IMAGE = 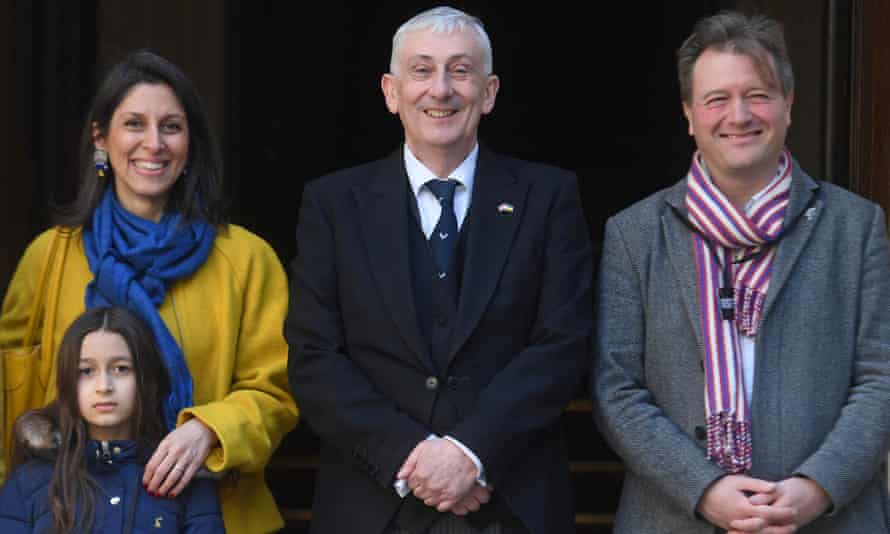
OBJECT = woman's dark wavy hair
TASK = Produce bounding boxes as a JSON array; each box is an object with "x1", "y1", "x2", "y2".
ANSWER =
[
  {"x1": 57, "y1": 49, "x2": 227, "y2": 227},
  {"x1": 44, "y1": 307, "x2": 170, "y2": 534}
]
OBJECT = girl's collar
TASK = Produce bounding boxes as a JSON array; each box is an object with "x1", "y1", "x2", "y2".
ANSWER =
[{"x1": 85, "y1": 440, "x2": 143, "y2": 466}]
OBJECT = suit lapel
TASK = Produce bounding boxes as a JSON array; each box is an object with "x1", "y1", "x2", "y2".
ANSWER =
[
  {"x1": 354, "y1": 150, "x2": 435, "y2": 371},
  {"x1": 759, "y1": 164, "x2": 821, "y2": 322},
  {"x1": 449, "y1": 149, "x2": 527, "y2": 364},
  {"x1": 663, "y1": 180, "x2": 705, "y2": 353}
]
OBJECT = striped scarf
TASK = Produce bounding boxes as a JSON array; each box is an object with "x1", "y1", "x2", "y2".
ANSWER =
[{"x1": 685, "y1": 149, "x2": 792, "y2": 473}]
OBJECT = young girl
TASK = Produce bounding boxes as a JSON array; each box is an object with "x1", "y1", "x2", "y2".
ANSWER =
[{"x1": 0, "y1": 307, "x2": 224, "y2": 533}]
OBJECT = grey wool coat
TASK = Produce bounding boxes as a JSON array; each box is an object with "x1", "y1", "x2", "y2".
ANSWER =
[{"x1": 593, "y1": 164, "x2": 890, "y2": 533}]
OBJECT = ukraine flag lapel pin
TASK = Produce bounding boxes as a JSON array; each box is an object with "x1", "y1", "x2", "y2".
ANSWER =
[{"x1": 497, "y1": 202, "x2": 514, "y2": 214}]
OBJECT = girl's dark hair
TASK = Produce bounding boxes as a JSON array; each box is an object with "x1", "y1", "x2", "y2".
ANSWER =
[
  {"x1": 48, "y1": 306, "x2": 170, "y2": 534},
  {"x1": 57, "y1": 49, "x2": 227, "y2": 227}
]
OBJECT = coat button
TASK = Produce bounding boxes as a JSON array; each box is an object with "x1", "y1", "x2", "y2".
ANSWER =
[
  {"x1": 110, "y1": 496, "x2": 121, "y2": 505},
  {"x1": 694, "y1": 426, "x2": 707, "y2": 441},
  {"x1": 425, "y1": 376, "x2": 439, "y2": 390},
  {"x1": 437, "y1": 315, "x2": 449, "y2": 326}
]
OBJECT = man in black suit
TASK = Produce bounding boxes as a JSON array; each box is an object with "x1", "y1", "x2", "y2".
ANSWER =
[{"x1": 285, "y1": 6, "x2": 593, "y2": 533}]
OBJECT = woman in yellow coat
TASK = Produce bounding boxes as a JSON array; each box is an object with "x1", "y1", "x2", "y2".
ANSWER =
[{"x1": 0, "y1": 50, "x2": 297, "y2": 534}]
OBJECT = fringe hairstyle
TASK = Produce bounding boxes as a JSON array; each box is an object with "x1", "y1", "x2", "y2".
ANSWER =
[{"x1": 676, "y1": 11, "x2": 794, "y2": 103}]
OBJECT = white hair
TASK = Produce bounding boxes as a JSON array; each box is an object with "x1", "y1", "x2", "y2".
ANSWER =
[{"x1": 389, "y1": 6, "x2": 493, "y2": 76}]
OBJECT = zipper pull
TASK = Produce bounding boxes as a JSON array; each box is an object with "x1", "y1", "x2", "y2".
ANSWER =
[{"x1": 101, "y1": 441, "x2": 113, "y2": 463}]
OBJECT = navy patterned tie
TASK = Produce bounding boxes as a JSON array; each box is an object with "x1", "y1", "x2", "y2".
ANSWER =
[{"x1": 425, "y1": 179, "x2": 459, "y2": 279}]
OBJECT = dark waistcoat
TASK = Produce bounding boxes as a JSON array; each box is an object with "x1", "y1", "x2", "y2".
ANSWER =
[{"x1": 408, "y1": 192, "x2": 468, "y2": 374}]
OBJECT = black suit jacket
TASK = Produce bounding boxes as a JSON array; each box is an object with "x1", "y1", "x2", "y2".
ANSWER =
[{"x1": 286, "y1": 147, "x2": 593, "y2": 534}]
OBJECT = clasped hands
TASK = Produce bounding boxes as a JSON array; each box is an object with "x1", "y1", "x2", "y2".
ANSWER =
[
  {"x1": 397, "y1": 437, "x2": 491, "y2": 515},
  {"x1": 697, "y1": 474, "x2": 832, "y2": 534}
]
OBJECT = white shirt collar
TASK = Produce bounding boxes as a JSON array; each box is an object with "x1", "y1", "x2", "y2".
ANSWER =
[
  {"x1": 404, "y1": 144, "x2": 478, "y2": 197},
  {"x1": 744, "y1": 153, "x2": 789, "y2": 213}
]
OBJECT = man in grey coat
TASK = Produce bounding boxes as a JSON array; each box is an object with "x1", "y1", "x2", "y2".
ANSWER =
[{"x1": 593, "y1": 11, "x2": 890, "y2": 533}]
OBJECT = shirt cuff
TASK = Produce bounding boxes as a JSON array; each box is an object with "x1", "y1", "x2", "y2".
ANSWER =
[{"x1": 394, "y1": 478, "x2": 410, "y2": 498}]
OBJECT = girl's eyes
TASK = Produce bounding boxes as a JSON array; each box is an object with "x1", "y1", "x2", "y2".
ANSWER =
[{"x1": 78, "y1": 364, "x2": 132, "y2": 376}]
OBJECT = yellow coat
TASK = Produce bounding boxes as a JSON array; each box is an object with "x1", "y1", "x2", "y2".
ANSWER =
[{"x1": 0, "y1": 225, "x2": 298, "y2": 534}]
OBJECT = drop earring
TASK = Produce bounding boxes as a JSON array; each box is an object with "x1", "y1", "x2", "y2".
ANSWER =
[{"x1": 94, "y1": 149, "x2": 109, "y2": 177}]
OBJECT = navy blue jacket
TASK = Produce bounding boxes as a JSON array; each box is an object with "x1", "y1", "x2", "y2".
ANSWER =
[{"x1": 0, "y1": 440, "x2": 224, "y2": 533}]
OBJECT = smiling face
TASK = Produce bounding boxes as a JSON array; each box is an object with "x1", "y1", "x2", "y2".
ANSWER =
[
  {"x1": 94, "y1": 83, "x2": 189, "y2": 222},
  {"x1": 683, "y1": 48, "x2": 792, "y2": 188},
  {"x1": 381, "y1": 27, "x2": 499, "y2": 167},
  {"x1": 77, "y1": 330, "x2": 137, "y2": 441}
]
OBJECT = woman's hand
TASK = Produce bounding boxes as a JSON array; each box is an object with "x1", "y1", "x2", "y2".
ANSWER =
[{"x1": 142, "y1": 418, "x2": 218, "y2": 498}]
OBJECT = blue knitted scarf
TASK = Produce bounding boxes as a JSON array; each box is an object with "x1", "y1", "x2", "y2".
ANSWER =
[{"x1": 83, "y1": 187, "x2": 216, "y2": 430}]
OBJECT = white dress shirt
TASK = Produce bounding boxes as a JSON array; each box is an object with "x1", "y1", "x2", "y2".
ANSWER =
[{"x1": 404, "y1": 143, "x2": 477, "y2": 237}]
